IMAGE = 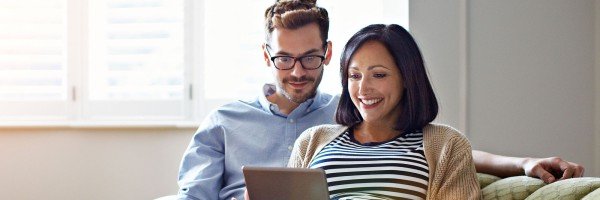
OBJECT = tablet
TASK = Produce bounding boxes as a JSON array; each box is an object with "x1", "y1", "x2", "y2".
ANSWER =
[{"x1": 242, "y1": 166, "x2": 330, "y2": 200}]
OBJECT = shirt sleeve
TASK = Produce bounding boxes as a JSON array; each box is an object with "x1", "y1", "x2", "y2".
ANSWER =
[{"x1": 177, "y1": 112, "x2": 225, "y2": 200}]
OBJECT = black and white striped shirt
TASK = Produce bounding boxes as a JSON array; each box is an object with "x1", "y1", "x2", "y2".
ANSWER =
[{"x1": 309, "y1": 129, "x2": 429, "y2": 200}]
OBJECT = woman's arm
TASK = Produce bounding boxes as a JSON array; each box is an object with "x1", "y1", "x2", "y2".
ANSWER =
[
  {"x1": 287, "y1": 127, "x2": 313, "y2": 168},
  {"x1": 432, "y1": 137, "x2": 481, "y2": 200},
  {"x1": 287, "y1": 142, "x2": 305, "y2": 168},
  {"x1": 472, "y1": 150, "x2": 585, "y2": 183}
]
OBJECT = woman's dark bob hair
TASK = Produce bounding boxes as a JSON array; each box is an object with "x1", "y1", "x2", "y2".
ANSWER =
[{"x1": 335, "y1": 24, "x2": 438, "y2": 133}]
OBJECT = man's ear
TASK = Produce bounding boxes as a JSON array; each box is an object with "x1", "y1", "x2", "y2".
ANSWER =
[
  {"x1": 323, "y1": 41, "x2": 333, "y2": 65},
  {"x1": 262, "y1": 44, "x2": 271, "y2": 67}
]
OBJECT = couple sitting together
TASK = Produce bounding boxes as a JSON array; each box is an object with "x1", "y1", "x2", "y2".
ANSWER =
[{"x1": 177, "y1": 0, "x2": 584, "y2": 200}]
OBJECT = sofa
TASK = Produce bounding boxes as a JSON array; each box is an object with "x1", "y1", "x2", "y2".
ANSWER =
[
  {"x1": 477, "y1": 173, "x2": 600, "y2": 200},
  {"x1": 158, "y1": 174, "x2": 600, "y2": 200}
]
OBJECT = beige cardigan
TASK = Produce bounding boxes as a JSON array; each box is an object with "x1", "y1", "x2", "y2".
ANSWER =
[{"x1": 287, "y1": 123, "x2": 481, "y2": 200}]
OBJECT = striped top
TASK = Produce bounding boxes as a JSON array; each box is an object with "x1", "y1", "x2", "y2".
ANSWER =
[{"x1": 308, "y1": 129, "x2": 429, "y2": 200}]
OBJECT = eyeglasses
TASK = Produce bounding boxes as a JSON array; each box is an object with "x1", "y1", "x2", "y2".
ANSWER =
[{"x1": 265, "y1": 45, "x2": 327, "y2": 70}]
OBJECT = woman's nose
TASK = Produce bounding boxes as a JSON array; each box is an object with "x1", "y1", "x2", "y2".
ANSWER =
[{"x1": 358, "y1": 77, "x2": 372, "y2": 95}]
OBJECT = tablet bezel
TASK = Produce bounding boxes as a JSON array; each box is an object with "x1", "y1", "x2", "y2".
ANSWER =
[{"x1": 242, "y1": 166, "x2": 330, "y2": 200}]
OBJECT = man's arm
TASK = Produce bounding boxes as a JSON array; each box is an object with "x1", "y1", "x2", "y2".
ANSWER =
[
  {"x1": 177, "y1": 113, "x2": 225, "y2": 200},
  {"x1": 472, "y1": 150, "x2": 585, "y2": 183}
]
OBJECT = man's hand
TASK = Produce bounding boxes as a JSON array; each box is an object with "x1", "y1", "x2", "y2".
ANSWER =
[{"x1": 522, "y1": 157, "x2": 585, "y2": 183}]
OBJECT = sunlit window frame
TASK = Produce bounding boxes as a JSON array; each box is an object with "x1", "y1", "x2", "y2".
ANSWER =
[{"x1": 0, "y1": 0, "x2": 197, "y2": 127}]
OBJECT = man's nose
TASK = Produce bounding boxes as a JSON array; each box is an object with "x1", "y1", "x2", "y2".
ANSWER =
[{"x1": 289, "y1": 60, "x2": 307, "y2": 77}]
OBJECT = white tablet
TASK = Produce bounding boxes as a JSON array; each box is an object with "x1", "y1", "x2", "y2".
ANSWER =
[{"x1": 242, "y1": 166, "x2": 330, "y2": 200}]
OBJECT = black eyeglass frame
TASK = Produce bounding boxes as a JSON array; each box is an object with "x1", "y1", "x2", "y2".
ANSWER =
[{"x1": 265, "y1": 44, "x2": 328, "y2": 70}]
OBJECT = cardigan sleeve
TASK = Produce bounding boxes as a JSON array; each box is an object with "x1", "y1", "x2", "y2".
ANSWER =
[
  {"x1": 430, "y1": 135, "x2": 481, "y2": 200},
  {"x1": 287, "y1": 126, "x2": 318, "y2": 168},
  {"x1": 287, "y1": 136, "x2": 307, "y2": 168}
]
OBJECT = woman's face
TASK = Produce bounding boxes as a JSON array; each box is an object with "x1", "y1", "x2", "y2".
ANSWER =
[{"x1": 348, "y1": 41, "x2": 404, "y2": 124}]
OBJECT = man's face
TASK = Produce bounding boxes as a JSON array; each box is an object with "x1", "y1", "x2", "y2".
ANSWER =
[{"x1": 263, "y1": 23, "x2": 332, "y2": 104}]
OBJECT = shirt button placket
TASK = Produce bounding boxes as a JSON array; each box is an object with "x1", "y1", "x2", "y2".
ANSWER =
[{"x1": 284, "y1": 118, "x2": 296, "y2": 163}]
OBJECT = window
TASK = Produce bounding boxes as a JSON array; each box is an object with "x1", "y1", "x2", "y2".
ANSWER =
[
  {"x1": 0, "y1": 1, "x2": 66, "y2": 101},
  {"x1": 88, "y1": 0, "x2": 184, "y2": 101},
  {"x1": 85, "y1": 0, "x2": 186, "y2": 120},
  {"x1": 0, "y1": 0, "x2": 408, "y2": 125},
  {"x1": 0, "y1": 0, "x2": 70, "y2": 120},
  {"x1": 0, "y1": 0, "x2": 187, "y2": 124}
]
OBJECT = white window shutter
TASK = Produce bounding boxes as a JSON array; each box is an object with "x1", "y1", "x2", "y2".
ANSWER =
[
  {"x1": 84, "y1": 0, "x2": 187, "y2": 120},
  {"x1": 0, "y1": 0, "x2": 71, "y2": 121}
]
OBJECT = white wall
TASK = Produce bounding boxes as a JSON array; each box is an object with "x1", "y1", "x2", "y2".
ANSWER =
[
  {"x1": 0, "y1": 128, "x2": 191, "y2": 200},
  {"x1": 413, "y1": 0, "x2": 598, "y2": 176},
  {"x1": 595, "y1": 0, "x2": 600, "y2": 177},
  {"x1": 410, "y1": 1, "x2": 463, "y2": 129},
  {"x1": 0, "y1": 1, "x2": 598, "y2": 200},
  {"x1": 468, "y1": 0, "x2": 595, "y2": 172}
]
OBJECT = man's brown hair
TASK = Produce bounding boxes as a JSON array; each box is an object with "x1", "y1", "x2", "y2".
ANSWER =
[{"x1": 264, "y1": 0, "x2": 329, "y2": 47}]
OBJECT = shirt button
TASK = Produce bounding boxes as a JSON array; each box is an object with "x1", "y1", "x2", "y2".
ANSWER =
[
  {"x1": 288, "y1": 146, "x2": 293, "y2": 151},
  {"x1": 289, "y1": 119, "x2": 295, "y2": 123}
]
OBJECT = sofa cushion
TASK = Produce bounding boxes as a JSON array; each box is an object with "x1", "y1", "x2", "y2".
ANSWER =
[
  {"x1": 582, "y1": 188, "x2": 600, "y2": 200},
  {"x1": 478, "y1": 173, "x2": 501, "y2": 189},
  {"x1": 525, "y1": 177, "x2": 600, "y2": 200},
  {"x1": 481, "y1": 176, "x2": 546, "y2": 200}
]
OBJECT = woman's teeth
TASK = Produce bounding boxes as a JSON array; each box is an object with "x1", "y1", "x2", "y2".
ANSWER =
[{"x1": 361, "y1": 98, "x2": 382, "y2": 105}]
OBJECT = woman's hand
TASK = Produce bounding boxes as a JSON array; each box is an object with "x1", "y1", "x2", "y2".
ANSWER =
[
  {"x1": 244, "y1": 188, "x2": 250, "y2": 200},
  {"x1": 522, "y1": 157, "x2": 585, "y2": 183}
]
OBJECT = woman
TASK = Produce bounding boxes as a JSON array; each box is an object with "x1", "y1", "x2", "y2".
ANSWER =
[{"x1": 288, "y1": 24, "x2": 480, "y2": 199}]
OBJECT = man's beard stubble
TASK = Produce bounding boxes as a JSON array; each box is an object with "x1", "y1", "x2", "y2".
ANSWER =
[{"x1": 277, "y1": 72, "x2": 323, "y2": 104}]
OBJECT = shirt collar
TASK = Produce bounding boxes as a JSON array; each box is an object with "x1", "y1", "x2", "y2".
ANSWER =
[{"x1": 258, "y1": 83, "x2": 322, "y2": 118}]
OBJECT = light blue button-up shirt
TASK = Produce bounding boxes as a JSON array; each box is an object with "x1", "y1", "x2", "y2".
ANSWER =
[{"x1": 178, "y1": 84, "x2": 339, "y2": 200}]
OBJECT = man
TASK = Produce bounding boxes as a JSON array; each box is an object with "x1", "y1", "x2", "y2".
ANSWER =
[{"x1": 177, "y1": 1, "x2": 584, "y2": 200}]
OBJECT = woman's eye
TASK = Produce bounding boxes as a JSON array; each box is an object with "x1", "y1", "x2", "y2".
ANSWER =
[
  {"x1": 374, "y1": 73, "x2": 387, "y2": 78},
  {"x1": 349, "y1": 74, "x2": 361, "y2": 79}
]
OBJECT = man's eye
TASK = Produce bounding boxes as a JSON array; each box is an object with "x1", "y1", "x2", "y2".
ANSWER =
[{"x1": 277, "y1": 57, "x2": 292, "y2": 62}]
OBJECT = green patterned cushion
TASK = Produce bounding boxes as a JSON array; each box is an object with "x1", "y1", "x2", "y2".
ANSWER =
[
  {"x1": 478, "y1": 173, "x2": 502, "y2": 188},
  {"x1": 582, "y1": 188, "x2": 600, "y2": 200},
  {"x1": 482, "y1": 176, "x2": 546, "y2": 200},
  {"x1": 525, "y1": 177, "x2": 600, "y2": 200}
]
